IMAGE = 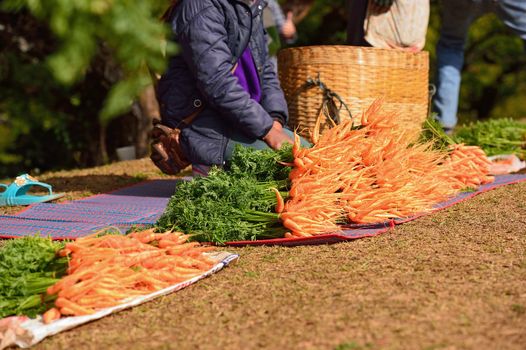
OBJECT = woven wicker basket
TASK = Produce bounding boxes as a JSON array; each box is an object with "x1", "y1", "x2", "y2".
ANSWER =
[{"x1": 277, "y1": 45, "x2": 429, "y2": 141}]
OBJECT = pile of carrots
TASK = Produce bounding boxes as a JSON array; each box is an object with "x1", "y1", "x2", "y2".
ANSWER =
[
  {"x1": 42, "y1": 230, "x2": 215, "y2": 322},
  {"x1": 281, "y1": 101, "x2": 494, "y2": 238},
  {"x1": 444, "y1": 144, "x2": 494, "y2": 190}
]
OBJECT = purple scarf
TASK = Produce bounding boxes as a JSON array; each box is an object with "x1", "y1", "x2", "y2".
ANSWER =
[{"x1": 232, "y1": 47, "x2": 262, "y2": 102}]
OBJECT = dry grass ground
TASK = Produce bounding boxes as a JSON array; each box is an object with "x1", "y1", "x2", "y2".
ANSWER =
[{"x1": 2, "y1": 159, "x2": 525, "y2": 350}]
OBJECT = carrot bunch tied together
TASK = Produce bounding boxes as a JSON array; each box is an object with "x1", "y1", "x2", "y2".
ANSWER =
[
  {"x1": 281, "y1": 100, "x2": 494, "y2": 238},
  {"x1": 442, "y1": 144, "x2": 494, "y2": 190},
  {"x1": 43, "y1": 229, "x2": 215, "y2": 321}
]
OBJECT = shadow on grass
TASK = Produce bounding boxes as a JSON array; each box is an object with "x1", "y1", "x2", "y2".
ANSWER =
[
  {"x1": 43, "y1": 174, "x2": 188, "y2": 200},
  {"x1": 42, "y1": 174, "x2": 151, "y2": 195}
]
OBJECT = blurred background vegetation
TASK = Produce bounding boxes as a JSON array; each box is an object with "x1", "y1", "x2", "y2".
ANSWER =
[{"x1": 0, "y1": 0, "x2": 524, "y2": 178}]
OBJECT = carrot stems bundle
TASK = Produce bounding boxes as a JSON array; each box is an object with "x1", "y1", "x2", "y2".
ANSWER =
[
  {"x1": 156, "y1": 149, "x2": 291, "y2": 243},
  {"x1": 0, "y1": 236, "x2": 68, "y2": 319},
  {"x1": 282, "y1": 100, "x2": 494, "y2": 237}
]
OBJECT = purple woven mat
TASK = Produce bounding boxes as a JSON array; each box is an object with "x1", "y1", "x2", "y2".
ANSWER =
[
  {"x1": 7, "y1": 203, "x2": 161, "y2": 223},
  {"x1": 0, "y1": 179, "x2": 182, "y2": 239},
  {"x1": 0, "y1": 217, "x2": 110, "y2": 239}
]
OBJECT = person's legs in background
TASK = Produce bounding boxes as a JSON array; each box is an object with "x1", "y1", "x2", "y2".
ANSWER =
[
  {"x1": 433, "y1": 0, "x2": 490, "y2": 133},
  {"x1": 496, "y1": 0, "x2": 526, "y2": 49},
  {"x1": 346, "y1": 0, "x2": 371, "y2": 46}
]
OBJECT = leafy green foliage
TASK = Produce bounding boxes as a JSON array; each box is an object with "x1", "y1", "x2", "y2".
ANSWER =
[
  {"x1": 294, "y1": 0, "x2": 347, "y2": 46},
  {"x1": 156, "y1": 168, "x2": 287, "y2": 244},
  {"x1": 453, "y1": 118, "x2": 526, "y2": 158},
  {"x1": 459, "y1": 14, "x2": 526, "y2": 121},
  {"x1": 0, "y1": 2, "x2": 176, "y2": 176},
  {"x1": 227, "y1": 144, "x2": 294, "y2": 182},
  {"x1": 0, "y1": 34, "x2": 81, "y2": 175},
  {"x1": 0, "y1": 236, "x2": 68, "y2": 318},
  {"x1": 156, "y1": 146, "x2": 293, "y2": 244},
  {"x1": 420, "y1": 116, "x2": 455, "y2": 151},
  {"x1": 1, "y1": 0, "x2": 176, "y2": 120},
  {"x1": 420, "y1": 116, "x2": 526, "y2": 159},
  {"x1": 1, "y1": 1, "x2": 525, "y2": 178}
]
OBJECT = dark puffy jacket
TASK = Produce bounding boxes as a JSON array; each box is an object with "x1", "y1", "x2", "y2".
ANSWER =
[{"x1": 157, "y1": 0, "x2": 289, "y2": 166}]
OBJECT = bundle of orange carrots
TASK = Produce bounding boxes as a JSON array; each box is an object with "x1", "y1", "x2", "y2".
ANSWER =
[
  {"x1": 42, "y1": 230, "x2": 215, "y2": 323},
  {"x1": 281, "y1": 101, "x2": 494, "y2": 238}
]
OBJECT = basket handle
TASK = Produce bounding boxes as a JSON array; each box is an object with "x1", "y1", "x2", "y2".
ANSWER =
[
  {"x1": 305, "y1": 74, "x2": 353, "y2": 124},
  {"x1": 304, "y1": 74, "x2": 354, "y2": 143},
  {"x1": 302, "y1": 72, "x2": 353, "y2": 126}
]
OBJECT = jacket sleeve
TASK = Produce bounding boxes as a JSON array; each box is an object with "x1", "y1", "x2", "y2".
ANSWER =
[
  {"x1": 174, "y1": 4, "x2": 274, "y2": 139},
  {"x1": 259, "y1": 33, "x2": 289, "y2": 125}
]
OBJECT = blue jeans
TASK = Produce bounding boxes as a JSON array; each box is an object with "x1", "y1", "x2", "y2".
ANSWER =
[{"x1": 433, "y1": 0, "x2": 526, "y2": 130}]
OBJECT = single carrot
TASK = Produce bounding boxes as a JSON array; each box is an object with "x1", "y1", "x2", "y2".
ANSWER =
[
  {"x1": 158, "y1": 239, "x2": 184, "y2": 249},
  {"x1": 292, "y1": 132, "x2": 301, "y2": 157},
  {"x1": 128, "y1": 229, "x2": 158, "y2": 244},
  {"x1": 290, "y1": 230, "x2": 312, "y2": 238},
  {"x1": 282, "y1": 218, "x2": 305, "y2": 233},
  {"x1": 58, "y1": 248, "x2": 72, "y2": 257},
  {"x1": 55, "y1": 298, "x2": 94, "y2": 316},
  {"x1": 59, "y1": 307, "x2": 79, "y2": 316},
  {"x1": 42, "y1": 307, "x2": 61, "y2": 324},
  {"x1": 271, "y1": 188, "x2": 285, "y2": 213},
  {"x1": 166, "y1": 242, "x2": 201, "y2": 256}
]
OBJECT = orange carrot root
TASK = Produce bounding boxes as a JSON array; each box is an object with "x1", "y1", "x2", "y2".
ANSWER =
[{"x1": 42, "y1": 307, "x2": 61, "y2": 324}]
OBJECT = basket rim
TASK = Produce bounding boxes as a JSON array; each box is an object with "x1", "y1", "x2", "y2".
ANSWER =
[
  {"x1": 279, "y1": 45, "x2": 429, "y2": 55},
  {"x1": 278, "y1": 45, "x2": 429, "y2": 69}
]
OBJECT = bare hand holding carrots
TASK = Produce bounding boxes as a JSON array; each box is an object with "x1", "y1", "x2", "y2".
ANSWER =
[{"x1": 263, "y1": 121, "x2": 293, "y2": 150}]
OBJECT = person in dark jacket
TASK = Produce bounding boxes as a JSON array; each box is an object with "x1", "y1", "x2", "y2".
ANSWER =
[{"x1": 157, "y1": 0, "x2": 298, "y2": 176}]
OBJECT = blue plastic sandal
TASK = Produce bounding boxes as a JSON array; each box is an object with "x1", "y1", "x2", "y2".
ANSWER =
[{"x1": 0, "y1": 174, "x2": 65, "y2": 206}]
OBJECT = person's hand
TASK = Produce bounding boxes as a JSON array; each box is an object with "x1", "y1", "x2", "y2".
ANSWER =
[
  {"x1": 370, "y1": 0, "x2": 394, "y2": 13},
  {"x1": 263, "y1": 121, "x2": 294, "y2": 150},
  {"x1": 280, "y1": 11, "x2": 296, "y2": 40},
  {"x1": 386, "y1": 40, "x2": 421, "y2": 52}
]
